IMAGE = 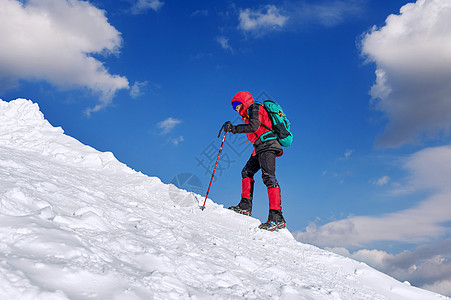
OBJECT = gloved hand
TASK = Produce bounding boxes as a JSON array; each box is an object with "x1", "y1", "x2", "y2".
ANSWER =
[{"x1": 223, "y1": 121, "x2": 236, "y2": 134}]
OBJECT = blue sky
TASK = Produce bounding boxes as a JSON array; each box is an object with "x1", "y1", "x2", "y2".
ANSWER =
[{"x1": 1, "y1": 0, "x2": 451, "y2": 296}]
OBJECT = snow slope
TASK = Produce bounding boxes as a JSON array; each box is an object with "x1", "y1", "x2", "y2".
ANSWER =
[{"x1": 0, "y1": 98, "x2": 448, "y2": 300}]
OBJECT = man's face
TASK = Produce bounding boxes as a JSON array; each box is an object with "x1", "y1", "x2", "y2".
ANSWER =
[{"x1": 235, "y1": 103, "x2": 243, "y2": 112}]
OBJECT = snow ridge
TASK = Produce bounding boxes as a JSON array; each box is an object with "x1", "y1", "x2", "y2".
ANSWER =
[{"x1": 0, "y1": 98, "x2": 448, "y2": 299}]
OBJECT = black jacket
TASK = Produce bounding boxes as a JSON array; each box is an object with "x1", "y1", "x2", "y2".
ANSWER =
[{"x1": 235, "y1": 103, "x2": 283, "y2": 156}]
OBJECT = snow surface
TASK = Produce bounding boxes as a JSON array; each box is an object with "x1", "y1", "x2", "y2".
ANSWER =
[{"x1": 0, "y1": 98, "x2": 448, "y2": 300}]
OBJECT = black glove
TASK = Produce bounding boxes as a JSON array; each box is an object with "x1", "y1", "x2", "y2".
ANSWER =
[{"x1": 223, "y1": 121, "x2": 236, "y2": 134}]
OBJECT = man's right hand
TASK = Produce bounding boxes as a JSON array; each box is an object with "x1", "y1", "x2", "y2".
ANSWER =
[{"x1": 223, "y1": 121, "x2": 236, "y2": 134}]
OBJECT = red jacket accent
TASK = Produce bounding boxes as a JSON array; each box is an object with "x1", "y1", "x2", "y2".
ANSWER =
[{"x1": 230, "y1": 91, "x2": 273, "y2": 144}]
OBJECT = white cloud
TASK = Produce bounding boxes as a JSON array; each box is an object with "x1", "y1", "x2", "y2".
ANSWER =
[
  {"x1": 130, "y1": 81, "x2": 148, "y2": 98},
  {"x1": 287, "y1": 0, "x2": 366, "y2": 27},
  {"x1": 237, "y1": 1, "x2": 365, "y2": 36},
  {"x1": 361, "y1": 0, "x2": 451, "y2": 147},
  {"x1": 294, "y1": 145, "x2": 451, "y2": 248},
  {"x1": 0, "y1": 0, "x2": 129, "y2": 115},
  {"x1": 169, "y1": 136, "x2": 184, "y2": 146},
  {"x1": 157, "y1": 117, "x2": 182, "y2": 135},
  {"x1": 423, "y1": 280, "x2": 451, "y2": 298},
  {"x1": 238, "y1": 5, "x2": 289, "y2": 35},
  {"x1": 130, "y1": 0, "x2": 163, "y2": 14},
  {"x1": 370, "y1": 175, "x2": 390, "y2": 186},
  {"x1": 155, "y1": 117, "x2": 183, "y2": 145},
  {"x1": 216, "y1": 36, "x2": 233, "y2": 52},
  {"x1": 341, "y1": 149, "x2": 354, "y2": 160},
  {"x1": 404, "y1": 145, "x2": 451, "y2": 192},
  {"x1": 327, "y1": 239, "x2": 451, "y2": 297}
]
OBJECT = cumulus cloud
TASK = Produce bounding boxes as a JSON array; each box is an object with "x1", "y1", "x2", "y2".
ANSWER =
[
  {"x1": 294, "y1": 145, "x2": 451, "y2": 247},
  {"x1": 423, "y1": 280, "x2": 451, "y2": 298},
  {"x1": 361, "y1": 0, "x2": 451, "y2": 147},
  {"x1": 157, "y1": 117, "x2": 182, "y2": 135},
  {"x1": 130, "y1": 0, "x2": 163, "y2": 14},
  {"x1": 0, "y1": 0, "x2": 129, "y2": 115},
  {"x1": 327, "y1": 239, "x2": 451, "y2": 297}
]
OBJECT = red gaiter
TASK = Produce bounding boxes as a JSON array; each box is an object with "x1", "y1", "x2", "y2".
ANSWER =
[
  {"x1": 267, "y1": 185, "x2": 281, "y2": 210},
  {"x1": 241, "y1": 177, "x2": 254, "y2": 199}
]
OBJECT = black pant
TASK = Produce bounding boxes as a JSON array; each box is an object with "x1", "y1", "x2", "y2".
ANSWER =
[{"x1": 241, "y1": 150, "x2": 278, "y2": 187}]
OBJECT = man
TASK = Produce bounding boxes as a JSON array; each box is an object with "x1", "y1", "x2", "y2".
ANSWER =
[{"x1": 223, "y1": 91, "x2": 286, "y2": 231}]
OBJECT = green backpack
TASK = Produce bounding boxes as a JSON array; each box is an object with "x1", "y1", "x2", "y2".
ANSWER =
[{"x1": 258, "y1": 100, "x2": 293, "y2": 147}]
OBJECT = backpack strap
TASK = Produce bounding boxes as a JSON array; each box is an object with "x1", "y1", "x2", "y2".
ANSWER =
[
  {"x1": 259, "y1": 131, "x2": 277, "y2": 143},
  {"x1": 261, "y1": 123, "x2": 271, "y2": 131}
]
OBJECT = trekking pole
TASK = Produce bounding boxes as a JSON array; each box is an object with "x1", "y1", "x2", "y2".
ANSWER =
[{"x1": 200, "y1": 125, "x2": 227, "y2": 210}]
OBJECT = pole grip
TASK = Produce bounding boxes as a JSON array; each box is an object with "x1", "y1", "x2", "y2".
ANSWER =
[{"x1": 217, "y1": 124, "x2": 225, "y2": 138}]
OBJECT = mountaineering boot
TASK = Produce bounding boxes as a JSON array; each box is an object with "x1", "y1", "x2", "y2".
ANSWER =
[
  {"x1": 229, "y1": 177, "x2": 254, "y2": 216},
  {"x1": 259, "y1": 209, "x2": 286, "y2": 231},
  {"x1": 228, "y1": 198, "x2": 252, "y2": 216}
]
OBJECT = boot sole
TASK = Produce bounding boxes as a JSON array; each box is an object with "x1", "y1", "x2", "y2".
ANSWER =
[
  {"x1": 229, "y1": 207, "x2": 252, "y2": 216},
  {"x1": 259, "y1": 222, "x2": 286, "y2": 231}
]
